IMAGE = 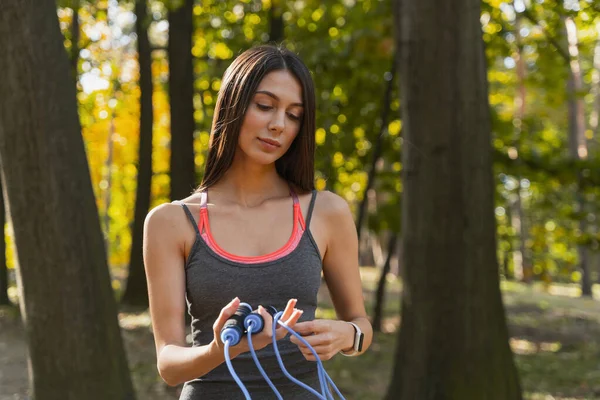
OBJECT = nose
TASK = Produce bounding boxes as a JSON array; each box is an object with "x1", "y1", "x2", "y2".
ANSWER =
[{"x1": 268, "y1": 110, "x2": 285, "y2": 135}]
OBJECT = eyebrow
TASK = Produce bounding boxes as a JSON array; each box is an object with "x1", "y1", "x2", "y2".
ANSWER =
[{"x1": 255, "y1": 90, "x2": 303, "y2": 107}]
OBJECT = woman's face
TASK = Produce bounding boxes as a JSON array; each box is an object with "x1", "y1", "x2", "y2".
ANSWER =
[{"x1": 236, "y1": 70, "x2": 304, "y2": 166}]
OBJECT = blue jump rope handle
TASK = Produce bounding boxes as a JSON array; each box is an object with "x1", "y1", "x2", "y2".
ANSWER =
[
  {"x1": 244, "y1": 305, "x2": 279, "y2": 333},
  {"x1": 220, "y1": 302, "x2": 252, "y2": 345}
]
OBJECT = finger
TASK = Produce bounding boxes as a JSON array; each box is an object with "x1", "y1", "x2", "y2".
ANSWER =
[
  {"x1": 275, "y1": 309, "x2": 303, "y2": 340},
  {"x1": 285, "y1": 308, "x2": 304, "y2": 326},
  {"x1": 293, "y1": 320, "x2": 319, "y2": 336},
  {"x1": 213, "y1": 297, "x2": 240, "y2": 331},
  {"x1": 279, "y1": 298, "x2": 297, "y2": 322},
  {"x1": 289, "y1": 333, "x2": 330, "y2": 348},
  {"x1": 298, "y1": 345, "x2": 331, "y2": 358}
]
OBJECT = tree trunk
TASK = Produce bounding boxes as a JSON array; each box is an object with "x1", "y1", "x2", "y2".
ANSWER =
[
  {"x1": 356, "y1": 61, "x2": 395, "y2": 242},
  {"x1": 0, "y1": 172, "x2": 8, "y2": 306},
  {"x1": 0, "y1": 2, "x2": 135, "y2": 398},
  {"x1": 70, "y1": 0, "x2": 80, "y2": 81},
  {"x1": 386, "y1": 0, "x2": 522, "y2": 398},
  {"x1": 564, "y1": 17, "x2": 592, "y2": 297},
  {"x1": 588, "y1": 22, "x2": 600, "y2": 144},
  {"x1": 372, "y1": 232, "x2": 398, "y2": 333},
  {"x1": 503, "y1": 201, "x2": 514, "y2": 280},
  {"x1": 168, "y1": 0, "x2": 196, "y2": 201},
  {"x1": 121, "y1": 0, "x2": 154, "y2": 308},
  {"x1": 513, "y1": 17, "x2": 533, "y2": 283},
  {"x1": 269, "y1": 0, "x2": 284, "y2": 43}
]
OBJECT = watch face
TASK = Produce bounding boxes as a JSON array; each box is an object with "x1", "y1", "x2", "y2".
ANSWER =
[{"x1": 357, "y1": 332, "x2": 364, "y2": 352}]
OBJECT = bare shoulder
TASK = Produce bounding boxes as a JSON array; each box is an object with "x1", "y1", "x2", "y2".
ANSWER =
[
  {"x1": 144, "y1": 202, "x2": 197, "y2": 253},
  {"x1": 313, "y1": 190, "x2": 353, "y2": 222},
  {"x1": 145, "y1": 202, "x2": 186, "y2": 231}
]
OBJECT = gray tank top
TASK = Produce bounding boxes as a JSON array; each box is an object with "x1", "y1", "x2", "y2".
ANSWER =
[{"x1": 175, "y1": 189, "x2": 323, "y2": 399}]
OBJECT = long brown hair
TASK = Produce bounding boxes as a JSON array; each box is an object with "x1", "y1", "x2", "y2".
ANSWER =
[{"x1": 196, "y1": 45, "x2": 316, "y2": 192}]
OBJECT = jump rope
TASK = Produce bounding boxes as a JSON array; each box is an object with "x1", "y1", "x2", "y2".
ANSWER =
[{"x1": 219, "y1": 302, "x2": 346, "y2": 400}]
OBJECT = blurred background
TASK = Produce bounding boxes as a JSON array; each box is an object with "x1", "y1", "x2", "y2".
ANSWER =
[{"x1": 1, "y1": 0, "x2": 600, "y2": 399}]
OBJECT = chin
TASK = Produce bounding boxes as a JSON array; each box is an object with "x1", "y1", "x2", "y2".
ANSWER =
[{"x1": 246, "y1": 150, "x2": 283, "y2": 166}]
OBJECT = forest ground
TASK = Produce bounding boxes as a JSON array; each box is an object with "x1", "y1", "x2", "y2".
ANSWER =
[{"x1": 1, "y1": 269, "x2": 599, "y2": 400}]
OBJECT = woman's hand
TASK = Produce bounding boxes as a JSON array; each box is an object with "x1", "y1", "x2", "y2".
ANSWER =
[
  {"x1": 289, "y1": 319, "x2": 355, "y2": 361},
  {"x1": 211, "y1": 297, "x2": 303, "y2": 358}
]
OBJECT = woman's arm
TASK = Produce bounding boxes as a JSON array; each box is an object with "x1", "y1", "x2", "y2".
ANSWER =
[
  {"x1": 144, "y1": 204, "x2": 302, "y2": 386},
  {"x1": 291, "y1": 191, "x2": 373, "y2": 360},
  {"x1": 144, "y1": 203, "x2": 226, "y2": 386}
]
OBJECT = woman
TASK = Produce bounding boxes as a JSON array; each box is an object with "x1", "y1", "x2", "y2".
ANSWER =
[{"x1": 144, "y1": 45, "x2": 372, "y2": 399}]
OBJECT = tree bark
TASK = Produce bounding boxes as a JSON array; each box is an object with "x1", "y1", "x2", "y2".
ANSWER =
[
  {"x1": 69, "y1": 0, "x2": 80, "y2": 81},
  {"x1": 168, "y1": 0, "x2": 196, "y2": 201},
  {"x1": 0, "y1": 1, "x2": 135, "y2": 398},
  {"x1": 386, "y1": 0, "x2": 522, "y2": 398},
  {"x1": 372, "y1": 233, "x2": 397, "y2": 333},
  {"x1": 121, "y1": 0, "x2": 154, "y2": 308},
  {"x1": 0, "y1": 172, "x2": 8, "y2": 306}
]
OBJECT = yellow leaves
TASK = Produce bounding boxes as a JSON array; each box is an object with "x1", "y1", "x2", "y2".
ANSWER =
[
  {"x1": 248, "y1": 14, "x2": 261, "y2": 25},
  {"x1": 311, "y1": 8, "x2": 324, "y2": 22},
  {"x1": 316, "y1": 128, "x2": 326, "y2": 145},
  {"x1": 199, "y1": 79, "x2": 210, "y2": 90},
  {"x1": 199, "y1": 131, "x2": 210, "y2": 147},
  {"x1": 330, "y1": 124, "x2": 340, "y2": 134},
  {"x1": 388, "y1": 120, "x2": 401, "y2": 136},
  {"x1": 337, "y1": 114, "x2": 347, "y2": 124},
  {"x1": 488, "y1": 70, "x2": 515, "y2": 85},
  {"x1": 329, "y1": 27, "x2": 339, "y2": 38},
  {"x1": 353, "y1": 127, "x2": 365, "y2": 139},
  {"x1": 195, "y1": 154, "x2": 205, "y2": 167},
  {"x1": 244, "y1": 26, "x2": 255, "y2": 40},
  {"x1": 192, "y1": 37, "x2": 207, "y2": 58},
  {"x1": 315, "y1": 178, "x2": 327, "y2": 191},
  {"x1": 210, "y1": 43, "x2": 233, "y2": 60},
  {"x1": 483, "y1": 22, "x2": 502, "y2": 35},
  {"x1": 332, "y1": 152, "x2": 344, "y2": 168},
  {"x1": 333, "y1": 85, "x2": 343, "y2": 97}
]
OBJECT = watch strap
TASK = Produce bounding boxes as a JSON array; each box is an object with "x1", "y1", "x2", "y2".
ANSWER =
[{"x1": 340, "y1": 321, "x2": 364, "y2": 357}]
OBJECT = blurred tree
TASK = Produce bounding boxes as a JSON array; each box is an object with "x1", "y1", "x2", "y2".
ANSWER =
[
  {"x1": 169, "y1": 0, "x2": 196, "y2": 201},
  {"x1": 563, "y1": 14, "x2": 593, "y2": 296},
  {"x1": 372, "y1": 232, "x2": 397, "y2": 332},
  {"x1": 121, "y1": 0, "x2": 154, "y2": 307},
  {"x1": 386, "y1": 0, "x2": 522, "y2": 397},
  {"x1": 0, "y1": 173, "x2": 8, "y2": 307},
  {"x1": 355, "y1": 60, "x2": 395, "y2": 242},
  {"x1": 269, "y1": 0, "x2": 284, "y2": 43},
  {"x1": 0, "y1": 1, "x2": 135, "y2": 398}
]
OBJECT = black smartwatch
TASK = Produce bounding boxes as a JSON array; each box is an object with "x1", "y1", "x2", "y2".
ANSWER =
[{"x1": 340, "y1": 321, "x2": 364, "y2": 357}]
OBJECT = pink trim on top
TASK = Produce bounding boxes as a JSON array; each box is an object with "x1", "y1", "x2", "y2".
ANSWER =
[{"x1": 197, "y1": 189, "x2": 306, "y2": 264}]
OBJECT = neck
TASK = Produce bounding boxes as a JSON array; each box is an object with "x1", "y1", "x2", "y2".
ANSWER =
[{"x1": 210, "y1": 156, "x2": 289, "y2": 207}]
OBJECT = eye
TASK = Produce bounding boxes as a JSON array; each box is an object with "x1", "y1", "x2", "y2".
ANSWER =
[
  {"x1": 256, "y1": 103, "x2": 272, "y2": 111},
  {"x1": 287, "y1": 113, "x2": 301, "y2": 121}
]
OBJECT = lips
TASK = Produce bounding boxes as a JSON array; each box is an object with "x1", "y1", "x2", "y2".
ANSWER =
[{"x1": 258, "y1": 137, "x2": 281, "y2": 147}]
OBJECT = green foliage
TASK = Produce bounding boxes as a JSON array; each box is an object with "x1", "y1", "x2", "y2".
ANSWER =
[{"x1": 47, "y1": 0, "x2": 600, "y2": 286}]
